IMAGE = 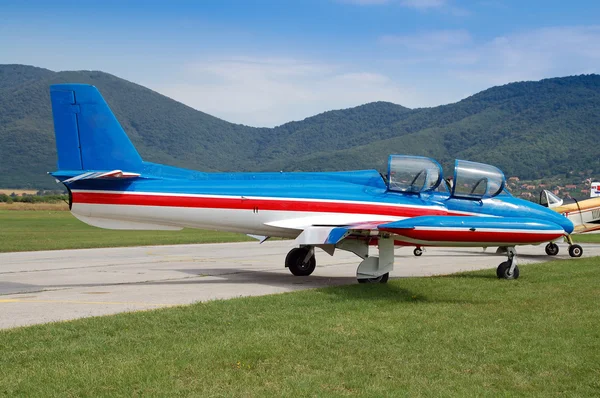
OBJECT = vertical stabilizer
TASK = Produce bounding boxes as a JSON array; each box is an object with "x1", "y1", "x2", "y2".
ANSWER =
[{"x1": 50, "y1": 84, "x2": 143, "y2": 172}]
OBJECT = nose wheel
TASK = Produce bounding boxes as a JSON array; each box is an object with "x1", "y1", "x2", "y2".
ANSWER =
[
  {"x1": 413, "y1": 247, "x2": 423, "y2": 256},
  {"x1": 568, "y1": 244, "x2": 583, "y2": 258},
  {"x1": 497, "y1": 247, "x2": 519, "y2": 279},
  {"x1": 565, "y1": 235, "x2": 583, "y2": 258}
]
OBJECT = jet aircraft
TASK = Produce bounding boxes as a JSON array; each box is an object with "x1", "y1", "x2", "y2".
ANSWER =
[{"x1": 48, "y1": 84, "x2": 577, "y2": 283}]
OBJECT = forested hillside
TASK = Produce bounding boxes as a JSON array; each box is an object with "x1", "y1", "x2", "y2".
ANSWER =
[{"x1": 1, "y1": 64, "x2": 599, "y2": 188}]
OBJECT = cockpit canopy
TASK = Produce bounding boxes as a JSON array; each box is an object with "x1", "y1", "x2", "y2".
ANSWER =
[
  {"x1": 387, "y1": 155, "x2": 442, "y2": 194},
  {"x1": 386, "y1": 155, "x2": 506, "y2": 200},
  {"x1": 451, "y1": 159, "x2": 505, "y2": 199}
]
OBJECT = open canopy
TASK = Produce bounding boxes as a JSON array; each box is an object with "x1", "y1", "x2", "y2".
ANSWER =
[
  {"x1": 386, "y1": 155, "x2": 507, "y2": 200},
  {"x1": 387, "y1": 155, "x2": 442, "y2": 194},
  {"x1": 451, "y1": 159, "x2": 506, "y2": 199}
]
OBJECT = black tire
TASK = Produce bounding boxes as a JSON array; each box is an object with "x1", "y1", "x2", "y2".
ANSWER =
[
  {"x1": 285, "y1": 247, "x2": 316, "y2": 276},
  {"x1": 413, "y1": 247, "x2": 423, "y2": 256},
  {"x1": 545, "y1": 242, "x2": 559, "y2": 256},
  {"x1": 496, "y1": 261, "x2": 519, "y2": 279},
  {"x1": 358, "y1": 273, "x2": 389, "y2": 284},
  {"x1": 568, "y1": 244, "x2": 583, "y2": 258}
]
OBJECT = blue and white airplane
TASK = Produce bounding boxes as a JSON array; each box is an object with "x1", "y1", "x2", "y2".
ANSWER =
[{"x1": 48, "y1": 84, "x2": 579, "y2": 283}]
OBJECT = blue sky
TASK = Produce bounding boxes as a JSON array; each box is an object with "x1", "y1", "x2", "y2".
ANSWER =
[{"x1": 2, "y1": 0, "x2": 600, "y2": 126}]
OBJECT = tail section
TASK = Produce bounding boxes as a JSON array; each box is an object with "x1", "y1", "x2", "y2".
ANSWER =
[{"x1": 50, "y1": 84, "x2": 143, "y2": 172}]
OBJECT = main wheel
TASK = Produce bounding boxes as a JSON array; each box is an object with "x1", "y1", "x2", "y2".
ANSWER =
[
  {"x1": 413, "y1": 247, "x2": 423, "y2": 256},
  {"x1": 358, "y1": 272, "x2": 389, "y2": 284},
  {"x1": 545, "y1": 242, "x2": 559, "y2": 256},
  {"x1": 285, "y1": 247, "x2": 316, "y2": 276},
  {"x1": 496, "y1": 261, "x2": 520, "y2": 279},
  {"x1": 568, "y1": 244, "x2": 583, "y2": 258}
]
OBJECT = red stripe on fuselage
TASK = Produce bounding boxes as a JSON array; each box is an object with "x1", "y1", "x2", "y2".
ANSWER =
[
  {"x1": 381, "y1": 228, "x2": 563, "y2": 244},
  {"x1": 72, "y1": 192, "x2": 453, "y2": 218}
]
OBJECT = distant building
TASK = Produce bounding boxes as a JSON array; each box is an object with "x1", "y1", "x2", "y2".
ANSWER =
[
  {"x1": 565, "y1": 184, "x2": 577, "y2": 189},
  {"x1": 509, "y1": 177, "x2": 520, "y2": 181}
]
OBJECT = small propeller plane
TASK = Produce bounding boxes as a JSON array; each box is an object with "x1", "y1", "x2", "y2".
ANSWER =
[
  {"x1": 539, "y1": 189, "x2": 600, "y2": 256},
  {"x1": 48, "y1": 84, "x2": 577, "y2": 283}
]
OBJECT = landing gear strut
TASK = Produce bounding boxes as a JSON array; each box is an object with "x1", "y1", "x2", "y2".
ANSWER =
[
  {"x1": 496, "y1": 246, "x2": 519, "y2": 280},
  {"x1": 355, "y1": 236, "x2": 394, "y2": 284},
  {"x1": 545, "y1": 242, "x2": 559, "y2": 256},
  {"x1": 285, "y1": 246, "x2": 316, "y2": 276}
]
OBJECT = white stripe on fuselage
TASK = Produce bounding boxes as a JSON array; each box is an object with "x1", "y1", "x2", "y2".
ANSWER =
[{"x1": 71, "y1": 203, "x2": 405, "y2": 237}]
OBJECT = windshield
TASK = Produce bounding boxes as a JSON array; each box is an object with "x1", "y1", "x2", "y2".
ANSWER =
[
  {"x1": 451, "y1": 159, "x2": 505, "y2": 199},
  {"x1": 540, "y1": 190, "x2": 563, "y2": 208},
  {"x1": 387, "y1": 155, "x2": 442, "y2": 194}
]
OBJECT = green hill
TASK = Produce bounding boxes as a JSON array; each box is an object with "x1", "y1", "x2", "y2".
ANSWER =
[{"x1": 1, "y1": 64, "x2": 599, "y2": 188}]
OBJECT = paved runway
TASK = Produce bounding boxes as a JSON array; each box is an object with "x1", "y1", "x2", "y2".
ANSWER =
[{"x1": 1, "y1": 241, "x2": 598, "y2": 329}]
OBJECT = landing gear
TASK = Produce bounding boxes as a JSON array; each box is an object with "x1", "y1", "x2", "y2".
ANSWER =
[
  {"x1": 413, "y1": 247, "x2": 423, "y2": 256},
  {"x1": 569, "y1": 244, "x2": 583, "y2": 258},
  {"x1": 357, "y1": 273, "x2": 389, "y2": 284},
  {"x1": 545, "y1": 242, "x2": 559, "y2": 256},
  {"x1": 285, "y1": 246, "x2": 316, "y2": 276},
  {"x1": 565, "y1": 235, "x2": 583, "y2": 258},
  {"x1": 496, "y1": 246, "x2": 519, "y2": 280},
  {"x1": 355, "y1": 235, "x2": 394, "y2": 284}
]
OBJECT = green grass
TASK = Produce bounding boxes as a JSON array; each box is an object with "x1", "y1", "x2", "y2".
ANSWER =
[
  {"x1": 1, "y1": 259, "x2": 599, "y2": 397},
  {"x1": 572, "y1": 233, "x2": 600, "y2": 243},
  {"x1": 0, "y1": 210, "x2": 251, "y2": 252}
]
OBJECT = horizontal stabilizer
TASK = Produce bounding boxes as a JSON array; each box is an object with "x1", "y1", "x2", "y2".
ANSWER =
[{"x1": 61, "y1": 170, "x2": 141, "y2": 184}]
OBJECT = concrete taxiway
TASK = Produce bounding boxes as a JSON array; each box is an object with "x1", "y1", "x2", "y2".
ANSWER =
[{"x1": 1, "y1": 241, "x2": 598, "y2": 329}]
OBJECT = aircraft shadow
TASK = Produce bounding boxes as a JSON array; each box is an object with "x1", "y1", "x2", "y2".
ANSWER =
[{"x1": 8, "y1": 268, "x2": 484, "y2": 305}]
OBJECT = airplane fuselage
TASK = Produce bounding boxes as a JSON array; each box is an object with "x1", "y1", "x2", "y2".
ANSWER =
[{"x1": 68, "y1": 169, "x2": 573, "y2": 247}]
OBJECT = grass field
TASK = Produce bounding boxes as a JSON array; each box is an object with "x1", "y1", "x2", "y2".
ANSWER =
[
  {"x1": 1, "y1": 258, "x2": 599, "y2": 396},
  {"x1": 572, "y1": 233, "x2": 600, "y2": 243},
  {"x1": 0, "y1": 210, "x2": 251, "y2": 252}
]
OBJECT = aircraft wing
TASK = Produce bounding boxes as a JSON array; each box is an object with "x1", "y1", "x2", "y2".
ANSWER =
[
  {"x1": 552, "y1": 197, "x2": 600, "y2": 234},
  {"x1": 573, "y1": 223, "x2": 600, "y2": 234},
  {"x1": 285, "y1": 215, "x2": 567, "y2": 248}
]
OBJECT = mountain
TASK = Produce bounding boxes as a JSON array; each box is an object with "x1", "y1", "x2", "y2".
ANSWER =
[{"x1": 1, "y1": 64, "x2": 599, "y2": 189}]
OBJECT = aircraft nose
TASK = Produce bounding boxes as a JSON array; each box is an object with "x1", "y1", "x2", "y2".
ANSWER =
[{"x1": 545, "y1": 207, "x2": 574, "y2": 234}]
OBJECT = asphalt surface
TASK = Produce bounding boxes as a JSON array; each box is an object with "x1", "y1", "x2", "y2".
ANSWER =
[{"x1": 1, "y1": 241, "x2": 598, "y2": 329}]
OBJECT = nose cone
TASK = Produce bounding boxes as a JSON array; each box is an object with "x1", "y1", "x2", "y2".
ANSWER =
[
  {"x1": 492, "y1": 196, "x2": 574, "y2": 235},
  {"x1": 542, "y1": 206, "x2": 574, "y2": 234}
]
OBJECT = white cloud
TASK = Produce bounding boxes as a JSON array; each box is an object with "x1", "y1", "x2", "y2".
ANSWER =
[
  {"x1": 147, "y1": 26, "x2": 600, "y2": 127},
  {"x1": 446, "y1": 26, "x2": 600, "y2": 86},
  {"x1": 147, "y1": 57, "x2": 423, "y2": 127}
]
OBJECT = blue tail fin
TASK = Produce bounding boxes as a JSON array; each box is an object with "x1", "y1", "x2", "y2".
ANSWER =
[{"x1": 50, "y1": 84, "x2": 143, "y2": 172}]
